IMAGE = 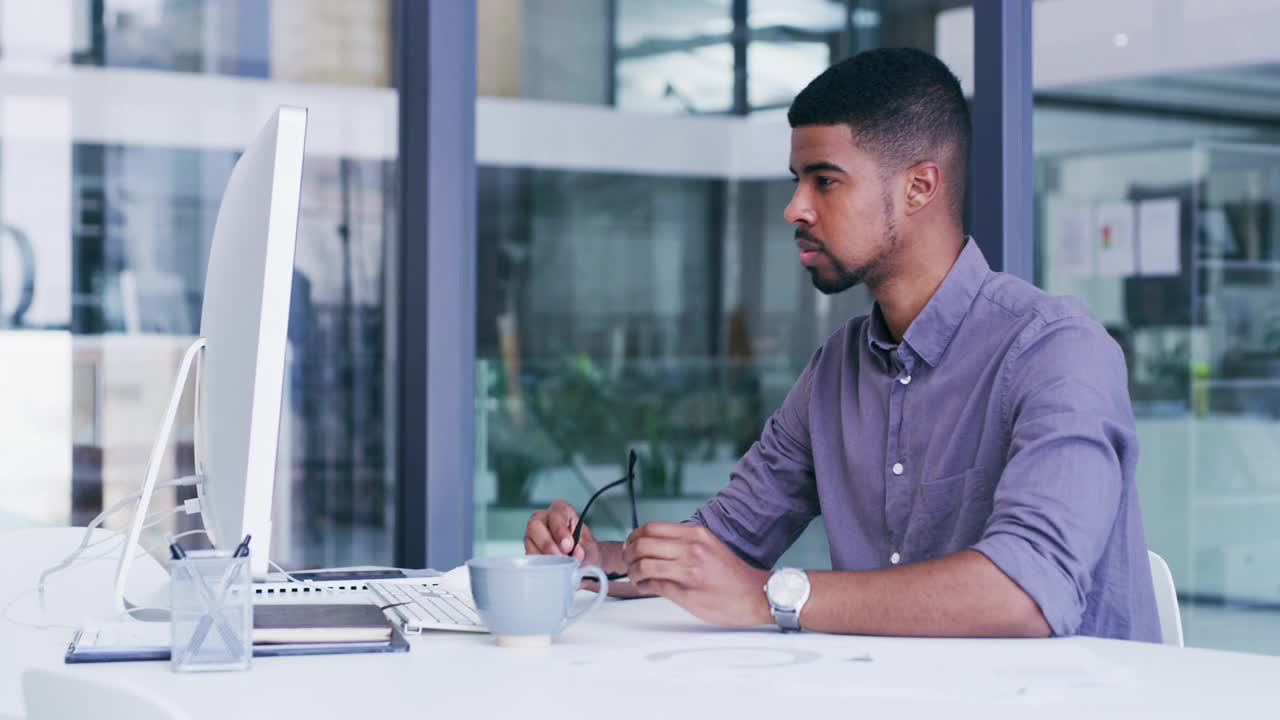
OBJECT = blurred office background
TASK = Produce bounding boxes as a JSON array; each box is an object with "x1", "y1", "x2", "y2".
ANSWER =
[
  {"x1": 0, "y1": 0, "x2": 1278, "y2": 655},
  {"x1": 0, "y1": 0, "x2": 398, "y2": 570}
]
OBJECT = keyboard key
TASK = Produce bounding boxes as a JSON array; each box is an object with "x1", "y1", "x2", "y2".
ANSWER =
[{"x1": 366, "y1": 580, "x2": 484, "y2": 631}]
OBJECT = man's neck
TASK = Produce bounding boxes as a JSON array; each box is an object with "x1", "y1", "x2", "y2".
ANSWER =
[{"x1": 868, "y1": 231, "x2": 966, "y2": 342}]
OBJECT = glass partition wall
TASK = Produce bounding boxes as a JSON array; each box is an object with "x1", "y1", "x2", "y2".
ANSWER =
[
  {"x1": 937, "y1": 0, "x2": 1280, "y2": 653},
  {"x1": 477, "y1": 0, "x2": 1280, "y2": 656},
  {"x1": 473, "y1": 0, "x2": 970, "y2": 572},
  {"x1": 0, "y1": 0, "x2": 399, "y2": 569}
]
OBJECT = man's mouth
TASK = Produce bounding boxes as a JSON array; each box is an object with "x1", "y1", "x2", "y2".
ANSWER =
[{"x1": 796, "y1": 235, "x2": 825, "y2": 266}]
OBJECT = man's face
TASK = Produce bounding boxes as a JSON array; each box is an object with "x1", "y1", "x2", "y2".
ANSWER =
[{"x1": 785, "y1": 124, "x2": 898, "y2": 294}]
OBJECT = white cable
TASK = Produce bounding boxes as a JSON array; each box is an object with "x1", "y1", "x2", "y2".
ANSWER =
[
  {"x1": 29, "y1": 505, "x2": 188, "y2": 614},
  {"x1": 37, "y1": 475, "x2": 203, "y2": 591},
  {"x1": 83, "y1": 508, "x2": 186, "y2": 554},
  {"x1": 17, "y1": 529, "x2": 214, "y2": 630},
  {"x1": 84, "y1": 529, "x2": 127, "y2": 551},
  {"x1": 80, "y1": 537, "x2": 129, "y2": 563},
  {"x1": 4, "y1": 543, "x2": 153, "y2": 632},
  {"x1": 17, "y1": 516, "x2": 213, "y2": 633},
  {"x1": 267, "y1": 559, "x2": 309, "y2": 585},
  {"x1": 71, "y1": 502, "x2": 186, "y2": 550},
  {"x1": 118, "y1": 605, "x2": 167, "y2": 621},
  {"x1": 138, "y1": 528, "x2": 213, "y2": 558},
  {"x1": 169, "y1": 529, "x2": 212, "y2": 546},
  {"x1": 142, "y1": 505, "x2": 185, "y2": 528}
]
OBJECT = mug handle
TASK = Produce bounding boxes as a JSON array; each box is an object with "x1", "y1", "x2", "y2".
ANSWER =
[{"x1": 561, "y1": 565, "x2": 609, "y2": 632}]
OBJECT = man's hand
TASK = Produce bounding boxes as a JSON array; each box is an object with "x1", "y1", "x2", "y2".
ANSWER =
[
  {"x1": 624, "y1": 522, "x2": 772, "y2": 626},
  {"x1": 524, "y1": 500, "x2": 601, "y2": 566}
]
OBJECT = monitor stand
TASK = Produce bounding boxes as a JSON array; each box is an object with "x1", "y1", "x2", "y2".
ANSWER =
[{"x1": 112, "y1": 336, "x2": 208, "y2": 619}]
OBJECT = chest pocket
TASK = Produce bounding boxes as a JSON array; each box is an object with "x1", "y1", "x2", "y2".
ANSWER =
[{"x1": 903, "y1": 467, "x2": 993, "y2": 561}]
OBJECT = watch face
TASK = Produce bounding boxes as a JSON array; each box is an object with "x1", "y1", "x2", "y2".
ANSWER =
[{"x1": 767, "y1": 569, "x2": 808, "y2": 610}]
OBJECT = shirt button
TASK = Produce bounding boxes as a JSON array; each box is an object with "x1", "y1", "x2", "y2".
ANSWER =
[
  {"x1": 890, "y1": 552, "x2": 901, "y2": 565},
  {"x1": 892, "y1": 462, "x2": 904, "y2": 476},
  {"x1": 899, "y1": 375, "x2": 911, "y2": 385}
]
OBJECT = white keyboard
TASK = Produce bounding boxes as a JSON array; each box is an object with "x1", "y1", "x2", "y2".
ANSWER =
[{"x1": 366, "y1": 579, "x2": 486, "y2": 633}]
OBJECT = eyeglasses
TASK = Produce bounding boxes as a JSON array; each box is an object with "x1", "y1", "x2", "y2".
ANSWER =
[{"x1": 569, "y1": 449, "x2": 638, "y2": 581}]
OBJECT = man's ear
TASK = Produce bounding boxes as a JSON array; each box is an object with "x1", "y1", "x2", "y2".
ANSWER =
[{"x1": 903, "y1": 161, "x2": 942, "y2": 216}]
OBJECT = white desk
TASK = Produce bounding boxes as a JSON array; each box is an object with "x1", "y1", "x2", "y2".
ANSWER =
[{"x1": 4, "y1": 529, "x2": 1279, "y2": 719}]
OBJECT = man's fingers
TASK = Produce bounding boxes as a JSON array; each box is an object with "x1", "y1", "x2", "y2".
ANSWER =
[
  {"x1": 627, "y1": 521, "x2": 709, "y2": 545},
  {"x1": 524, "y1": 513, "x2": 563, "y2": 556},
  {"x1": 548, "y1": 499, "x2": 579, "y2": 524},
  {"x1": 627, "y1": 558, "x2": 688, "y2": 586},
  {"x1": 547, "y1": 500, "x2": 582, "y2": 552},
  {"x1": 622, "y1": 537, "x2": 687, "y2": 566},
  {"x1": 633, "y1": 578, "x2": 681, "y2": 600}
]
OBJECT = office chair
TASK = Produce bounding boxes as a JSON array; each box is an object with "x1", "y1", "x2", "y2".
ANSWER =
[
  {"x1": 23, "y1": 668, "x2": 194, "y2": 720},
  {"x1": 1148, "y1": 550, "x2": 1184, "y2": 647}
]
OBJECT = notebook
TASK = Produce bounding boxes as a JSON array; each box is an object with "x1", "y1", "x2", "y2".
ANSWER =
[
  {"x1": 65, "y1": 604, "x2": 407, "y2": 664},
  {"x1": 254, "y1": 603, "x2": 393, "y2": 644}
]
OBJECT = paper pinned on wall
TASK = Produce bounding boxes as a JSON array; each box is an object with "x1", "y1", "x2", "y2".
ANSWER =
[
  {"x1": 1137, "y1": 198, "x2": 1181, "y2": 276},
  {"x1": 1094, "y1": 202, "x2": 1137, "y2": 277},
  {"x1": 1048, "y1": 201, "x2": 1094, "y2": 278}
]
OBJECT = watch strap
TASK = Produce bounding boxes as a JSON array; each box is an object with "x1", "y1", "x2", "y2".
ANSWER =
[{"x1": 771, "y1": 605, "x2": 802, "y2": 632}]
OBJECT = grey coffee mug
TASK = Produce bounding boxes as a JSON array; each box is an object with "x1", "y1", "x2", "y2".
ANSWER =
[{"x1": 466, "y1": 555, "x2": 609, "y2": 647}]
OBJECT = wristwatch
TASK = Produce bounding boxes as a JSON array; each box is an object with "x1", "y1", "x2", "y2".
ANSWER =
[{"x1": 764, "y1": 567, "x2": 811, "y2": 632}]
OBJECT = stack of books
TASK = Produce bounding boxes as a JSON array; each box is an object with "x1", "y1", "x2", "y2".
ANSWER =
[{"x1": 66, "y1": 604, "x2": 408, "y2": 663}]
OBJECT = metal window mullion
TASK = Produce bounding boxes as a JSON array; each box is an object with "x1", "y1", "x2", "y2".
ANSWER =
[
  {"x1": 395, "y1": 0, "x2": 477, "y2": 571},
  {"x1": 972, "y1": 0, "x2": 1033, "y2": 281}
]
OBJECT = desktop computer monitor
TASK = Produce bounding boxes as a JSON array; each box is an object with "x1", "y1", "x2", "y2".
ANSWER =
[{"x1": 111, "y1": 106, "x2": 307, "y2": 612}]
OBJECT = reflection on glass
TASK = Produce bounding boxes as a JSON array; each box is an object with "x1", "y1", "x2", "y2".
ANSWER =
[
  {"x1": 472, "y1": 0, "x2": 981, "y2": 601},
  {"x1": 473, "y1": 167, "x2": 872, "y2": 563},
  {"x1": 745, "y1": 0, "x2": 849, "y2": 111},
  {"x1": 479, "y1": 0, "x2": 938, "y2": 115},
  {"x1": 68, "y1": 0, "x2": 392, "y2": 85},
  {"x1": 57, "y1": 147, "x2": 395, "y2": 567},
  {"x1": 614, "y1": 0, "x2": 734, "y2": 113},
  {"x1": 1034, "y1": 4, "x2": 1280, "y2": 652},
  {"x1": 0, "y1": 3, "x2": 397, "y2": 571}
]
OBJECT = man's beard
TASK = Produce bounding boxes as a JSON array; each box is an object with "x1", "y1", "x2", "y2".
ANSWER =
[
  {"x1": 804, "y1": 247, "x2": 863, "y2": 294},
  {"x1": 800, "y1": 193, "x2": 897, "y2": 295},
  {"x1": 800, "y1": 223, "x2": 897, "y2": 295}
]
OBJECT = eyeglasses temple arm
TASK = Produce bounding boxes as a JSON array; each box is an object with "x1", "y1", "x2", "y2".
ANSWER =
[
  {"x1": 569, "y1": 474, "x2": 630, "y2": 556},
  {"x1": 626, "y1": 450, "x2": 639, "y2": 530}
]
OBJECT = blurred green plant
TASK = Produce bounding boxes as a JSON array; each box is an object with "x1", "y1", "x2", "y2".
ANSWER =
[{"x1": 483, "y1": 353, "x2": 764, "y2": 506}]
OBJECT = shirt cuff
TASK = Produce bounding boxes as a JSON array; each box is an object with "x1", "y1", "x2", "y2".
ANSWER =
[
  {"x1": 686, "y1": 505, "x2": 770, "y2": 569},
  {"x1": 972, "y1": 532, "x2": 1080, "y2": 637}
]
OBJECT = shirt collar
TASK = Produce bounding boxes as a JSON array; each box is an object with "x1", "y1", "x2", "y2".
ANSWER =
[
  {"x1": 865, "y1": 236, "x2": 990, "y2": 369},
  {"x1": 866, "y1": 303, "x2": 898, "y2": 355}
]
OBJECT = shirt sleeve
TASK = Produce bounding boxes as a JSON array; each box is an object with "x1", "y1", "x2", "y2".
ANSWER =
[
  {"x1": 687, "y1": 348, "x2": 823, "y2": 569},
  {"x1": 971, "y1": 314, "x2": 1137, "y2": 637}
]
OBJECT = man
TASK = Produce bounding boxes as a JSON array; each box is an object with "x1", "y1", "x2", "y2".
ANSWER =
[{"x1": 525, "y1": 48, "x2": 1160, "y2": 641}]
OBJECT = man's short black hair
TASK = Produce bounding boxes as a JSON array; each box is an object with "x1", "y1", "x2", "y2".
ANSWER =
[{"x1": 788, "y1": 47, "x2": 971, "y2": 220}]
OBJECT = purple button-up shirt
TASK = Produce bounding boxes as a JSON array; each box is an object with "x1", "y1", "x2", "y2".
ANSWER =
[{"x1": 691, "y1": 239, "x2": 1161, "y2": 642}]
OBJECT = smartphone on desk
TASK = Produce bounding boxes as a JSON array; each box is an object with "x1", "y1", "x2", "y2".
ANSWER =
[{"x1": 282, "y1": 569, "x2": 407, "y2": 582}]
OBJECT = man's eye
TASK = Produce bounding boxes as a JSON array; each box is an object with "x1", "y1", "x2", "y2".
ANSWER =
[
  {"x1": 789, "y1": 176, "x2": 799, "y2": 184},
  {"x1": 816, "y1": 176, "x2": 835, "y2": 187}
]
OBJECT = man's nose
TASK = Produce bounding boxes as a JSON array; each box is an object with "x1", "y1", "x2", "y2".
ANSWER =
[{"x1": 784, "y1": 187, "x2": 814, "y2": 226}]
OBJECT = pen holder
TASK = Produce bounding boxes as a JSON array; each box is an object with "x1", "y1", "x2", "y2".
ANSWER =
[{"x1": 168, "y1": 550, "x2": 253, "y2": 672}]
